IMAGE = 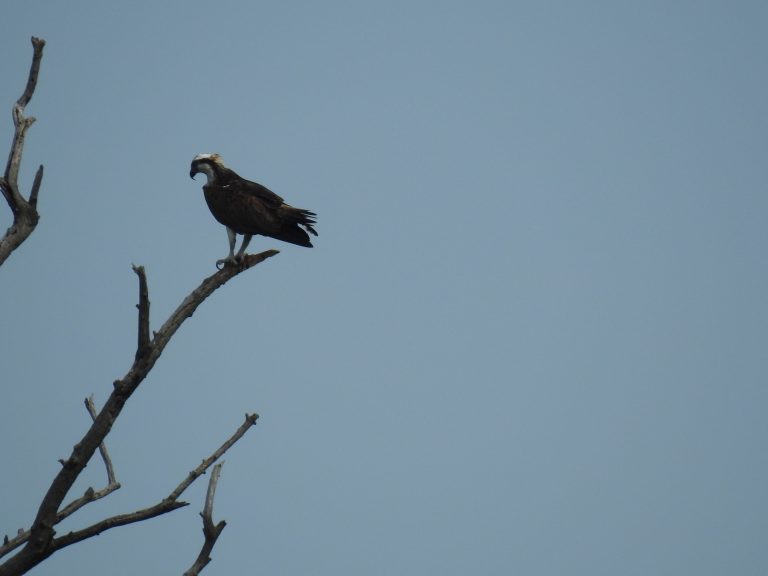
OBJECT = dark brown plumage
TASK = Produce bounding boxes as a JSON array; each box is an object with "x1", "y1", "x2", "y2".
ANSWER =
[{"x1": 190, "y1": 154, "x2": 317, "y2": 265}]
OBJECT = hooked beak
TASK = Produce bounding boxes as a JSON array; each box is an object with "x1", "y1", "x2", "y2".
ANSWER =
[{"x1": 189, "y1": 166, "x2": 198, "y2": 179}]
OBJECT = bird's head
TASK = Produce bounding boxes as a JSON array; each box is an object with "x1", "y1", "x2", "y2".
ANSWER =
[{"x1": 190, "y1": 153, "x2": 224, "y2": 184}]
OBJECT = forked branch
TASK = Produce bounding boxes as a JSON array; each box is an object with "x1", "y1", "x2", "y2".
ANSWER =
[
  {"x1": 0, "y1": 397, "x2": 120, "y2": 559},
  {"x1": 0, "y1": 37, "x2": 46, "y2": 267},
  {"x1": 184, "y1": 463, "x2": 227, "y2": 576},
  {"x1": 52, "y1": 414, "x2": 256, "y2": 552},
  {"x1": 0, "y1": 251, "x2": 277, "y2": 576}
]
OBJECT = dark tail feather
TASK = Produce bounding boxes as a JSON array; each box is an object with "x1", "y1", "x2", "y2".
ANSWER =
[
  {"x1": 297, "y1": 208, "x2": 318, "y2": 236},
  {"x1": 271, "y1": 224, "x2": 314, "y2": 247},
  {"x1": 271, "y1": 207, "x2": 318, "y2": 247}
]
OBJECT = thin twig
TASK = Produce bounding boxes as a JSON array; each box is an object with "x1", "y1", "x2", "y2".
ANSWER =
[
  {"x1": 15, "y1": 38, "x2": 46, "y2": 110},
  {"x1": 168, "y1": 413, "x2": 258, "y2": 502},
  {"x1": 84, "y1": 396, "x2": 118, "y2": 486},
  {"x1": 54, "y1": 396, "x2": 122, "y2": 521},
  {"x1": 184, "y1": 463, "x2": 227, "y2": 576},
  {"x1": 202, "y1": 463, "x2": 224, "y2": 534},
  {"x1": 50, "y1": 500, "x2": 190, "y2": 551}
]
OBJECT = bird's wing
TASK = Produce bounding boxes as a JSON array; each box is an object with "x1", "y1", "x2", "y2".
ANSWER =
[{"x1": 240, "y1": 179, "x2": 284, "y2": 207}]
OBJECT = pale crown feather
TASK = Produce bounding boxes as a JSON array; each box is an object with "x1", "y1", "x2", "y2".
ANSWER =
[
  {"x1": 192, "y1": 153, "x2": 223, "y2": 163},
  {"x1": 192, "y1": 153, "x2": 226, "y2": 184}
]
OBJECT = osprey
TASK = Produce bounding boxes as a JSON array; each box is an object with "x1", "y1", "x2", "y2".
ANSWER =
[{"x1": 190, "y1": 154, "x2": 318, "y2": 266}]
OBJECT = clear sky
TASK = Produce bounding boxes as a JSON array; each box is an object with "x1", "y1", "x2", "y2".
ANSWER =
[{"x1": 2, "y1": 1, "x2": 767, "y2": 575}]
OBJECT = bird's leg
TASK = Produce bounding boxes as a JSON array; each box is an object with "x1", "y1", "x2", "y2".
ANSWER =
[
  {"x1": 216, "y1": 228, "x2": 238, "y2": 268},
  {"x1": 234, "y1": 234, "x2": 253, "y2": 261}
]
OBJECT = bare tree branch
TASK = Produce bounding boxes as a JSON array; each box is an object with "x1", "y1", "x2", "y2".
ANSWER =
[
  {"x1": 51, "y1": 414, "x2": 256, "y2": 553},
  {"x1": 54, "y1": 396, "x2": 122, "y2": 520},
  {"x1": 0, "y1": 251, "x2": 277, "y2": 576},
  {"x1": 84, "y1": 396, "x2": 119, "y2": 487},
  {"x1": 132, "y1": 265, "x2": 151, "y2": 360},
  {"x1": 1, "y1": 394, "x2": 260, "y2": 571},
  {"x1": 0, "y1": 397, "x2": 122, "y2": 560},
  {"x1": 184, "y1": 462, "x2": 227, "y2": 576},
  {"x1": 168, "y1": 413, "x2": 258, "y2": 502},
  {"x1": 27, "y1": 165, "x2": 43, "y2": 210},
  {"x1": 13, "y1": 38, "x2": 45, "y2": 111},
  {"x1": 0, "y1": 37, "x2": 45, "y2": 267},
  {"x1": 50, "y1": 501, "x2": 190, "y2": 551}
]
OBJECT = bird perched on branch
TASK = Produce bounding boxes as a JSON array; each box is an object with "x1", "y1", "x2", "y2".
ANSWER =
[{"x1": 190, "y1": 153, "x2": 318, "y2": 267}]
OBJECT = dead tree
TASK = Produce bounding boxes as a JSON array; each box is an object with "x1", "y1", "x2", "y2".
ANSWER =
[{"x1": 1, "y1": 37, "x2": 277, "y2": 575}]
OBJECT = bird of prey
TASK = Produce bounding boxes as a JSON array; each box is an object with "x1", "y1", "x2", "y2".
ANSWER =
[{"x1": 190, "y1": 153, "x2": 318, "y2": 266}]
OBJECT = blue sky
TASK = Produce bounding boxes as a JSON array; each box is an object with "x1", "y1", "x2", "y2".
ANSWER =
[{"x1": 2, "y1": 2, "x2": 767, "y2": 575}]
